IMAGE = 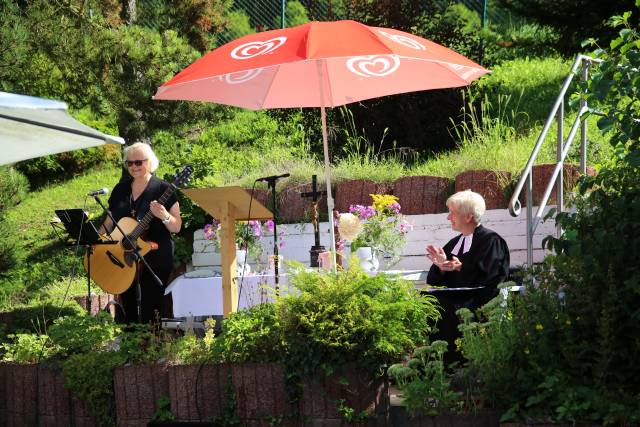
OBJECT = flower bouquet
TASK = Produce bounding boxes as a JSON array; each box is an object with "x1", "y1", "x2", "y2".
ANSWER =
[{"x1": 339, "y1": 194, "x2": 410, "y2": 267}]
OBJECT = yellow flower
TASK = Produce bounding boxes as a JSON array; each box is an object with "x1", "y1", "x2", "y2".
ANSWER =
[
  {"x1": 566, "y1": 320, "x2": 572, "y2": 326},
  {"x1": 535, "y1": 324, "x2": 544, "y2": 331},
  {"x1": 370, "y1": 194, "x2": 399, "y2": 212}
]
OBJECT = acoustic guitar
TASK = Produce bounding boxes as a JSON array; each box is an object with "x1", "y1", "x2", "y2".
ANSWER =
[{"x1": 85, "y1": 166, "x2": 193, "y2": 294}]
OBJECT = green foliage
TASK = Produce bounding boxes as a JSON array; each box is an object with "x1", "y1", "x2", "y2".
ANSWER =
[
  {"x1": 388, "y1": 340, "x2": 462, "y2": 415},
  {"x1": 456, "y1": 294, "x2": 520, "y2": 409},
  {"x1": 495, "y1": 0, "x2": 637, "y2": 54},
  {"x1": 218, "y1": 10, "x2": 254, "y2": 43},
  {"x1": 581, "y1": 10, "x2": 640, "y2": 164},
  {"x1": 475, "y1": 56, "x2": 572, "y2": 128},
  {"x1": 0, "y1": 299, "x2": 84, "y2": 337},
  {"x1": 218, "y1": 303, "x2": 284, "y2": 363},
  {"x1": 0, "y1": 165, "x2": 121, "y2": 308},
  {"x1": 478, "y1": 18, "x2": 640, "y2": 421},
  {"x1": 48, "y1": 312, "x2": 119, "y2": 355},
  {"x1": 118, "y1": 322, "x2": 171, "y2": 364},
  {"x1": 483, "y1": 19, "x2": 561, "y2": 65},
  {"x1": 281, "y1": 1, "x2": 310, "y2": 28},
  {"x1": 0, "y1": 166, "x2": 29, "y2": 271},
  {"x1": 413, "y1": 2, "x2": 481, "y2": 60},
  {"x1": 277, "y1": 263, "x2": 440, "y2": 377},
  {"x1": 151, "y1": 395, "x2": 175, "y2": 422},
  {"x1": 62, "y1": 350, "x2": 125, "y2": 427},
  {"x1": 0, "y1": 333, "x2": 59, "y2": 363}
]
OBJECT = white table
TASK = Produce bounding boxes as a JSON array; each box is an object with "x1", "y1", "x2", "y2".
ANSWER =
[{"x1": 166, "y1": 273, "x2": 289, "y2": 317}]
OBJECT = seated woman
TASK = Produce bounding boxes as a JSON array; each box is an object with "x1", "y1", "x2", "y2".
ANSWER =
[{"x1": 425, "y1": 190, "x2": 510, "y2": 362}]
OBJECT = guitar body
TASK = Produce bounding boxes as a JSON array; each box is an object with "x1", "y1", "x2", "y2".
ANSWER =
[{"x1": 85, "y1": 217, "x2": 154, "y2": 295}]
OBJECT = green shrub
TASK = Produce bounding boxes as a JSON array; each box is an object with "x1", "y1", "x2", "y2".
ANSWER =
[
  {"x1": 218, "y1": 303, "x2": 283, "y2": 363},
  {"x1": 48, "y1": 312, "x2": 119, "y2": 355},
  {"x1": 0, "y1": 333, "x2": 59, "y2": 363},
  {"x1": 277, "y1": 263, "x2": 440, "y2": 377},
  {"x1": 388, "y1": 340, "x2": 462, "y2": 416}
]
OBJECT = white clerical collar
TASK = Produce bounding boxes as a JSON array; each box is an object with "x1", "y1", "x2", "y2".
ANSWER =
[{"x1": 451, "y1": 225, "x2": 479, "y2": 256}]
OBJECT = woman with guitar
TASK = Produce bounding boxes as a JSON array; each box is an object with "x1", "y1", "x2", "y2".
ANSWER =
[{"x1": 99, "y1": 142, "x2": 182, "y2": 323}]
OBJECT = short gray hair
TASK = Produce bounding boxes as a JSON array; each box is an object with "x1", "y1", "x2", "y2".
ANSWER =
[
  {"x1": 123, "y1": 142, "x2": 159, "y2": 173},
  {"x1": 446, "y1": 190, "x2": 486, "y2": 223}
]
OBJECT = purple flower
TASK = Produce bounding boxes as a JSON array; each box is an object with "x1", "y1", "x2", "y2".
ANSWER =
[
  {"x1": 249, "y1": 220, "x2": 263, "y2": 237},
  {"x1": 389, "y1": 203, "x2": 401, "y2": 215},
  {"x1": 265, "y1": 219, "x2": 275, "y2": 232},
  {"x1": 349, "y1": 204, "x2": 376, "y2": 220},
  {"x1": 336, "y1": 239, "x2": 346, "y2": 252},
  {"x1": 203, "y1": 223, "x2": 218, "y2": 240}
]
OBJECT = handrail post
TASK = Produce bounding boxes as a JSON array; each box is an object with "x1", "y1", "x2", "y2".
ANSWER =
[
  {"x1": 526, "y1": 172, "x2": 533, "y2": 268},
  {"x1": 580, "y1": 59, "x2": 590, "y2": 174},
  {"x1": 557, "y1": 99, "x2": 564, "y2": 239}
]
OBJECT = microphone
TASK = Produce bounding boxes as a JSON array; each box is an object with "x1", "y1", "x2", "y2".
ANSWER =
[
  {"x1": 255, "y1": 173, "x2": 290, "y2": 183},
  {"x1": 87, "y1": 188, "x2": 109, "y2": 197}
]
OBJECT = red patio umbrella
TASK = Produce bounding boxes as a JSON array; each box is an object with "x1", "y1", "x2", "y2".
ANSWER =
[{"x1": 154, "y1": 20, "x2": 489, "y2": 262}]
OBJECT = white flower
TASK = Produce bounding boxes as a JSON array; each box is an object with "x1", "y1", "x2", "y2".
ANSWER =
[{"x1": 338, "y1": 213, "x2": 363, "y2": 242}]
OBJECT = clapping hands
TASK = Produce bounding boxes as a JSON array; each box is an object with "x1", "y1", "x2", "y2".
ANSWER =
[{"x1": 426, "y1": 244, "x2": 462, "y2": 272}]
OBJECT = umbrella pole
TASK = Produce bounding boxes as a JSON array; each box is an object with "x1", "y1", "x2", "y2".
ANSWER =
[{"x1": 320, "y1": 105, "x2": 337, "y2": 271}]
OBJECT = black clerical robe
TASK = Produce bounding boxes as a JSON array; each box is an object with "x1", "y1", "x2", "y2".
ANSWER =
[
  {"x1": 426, "y1": 225, "x2": 510, "y2": 363},
  {"x1": 427, "y1": 224, "x2": 510, "y2": 293}
]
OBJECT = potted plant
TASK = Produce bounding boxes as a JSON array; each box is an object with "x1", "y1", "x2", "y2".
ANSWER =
[
  {"x1": 202, "y1": 218, "x2": 285, "y2": 270},
  {"x1": 339, "y1": 194, "x2": 411, "y2": 270}
]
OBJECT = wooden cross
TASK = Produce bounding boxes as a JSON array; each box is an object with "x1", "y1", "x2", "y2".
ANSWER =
[{"x1": 301, "y1": 175, "x2": 326, "y2": 247}]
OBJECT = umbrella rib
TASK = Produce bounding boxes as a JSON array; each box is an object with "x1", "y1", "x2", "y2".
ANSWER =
[
  {"x1": 0, "y1": 112, "x2": 111, "y2": 142},
  {"x1": 260, "y1": 64, "x2": 283, "y2": 109}
]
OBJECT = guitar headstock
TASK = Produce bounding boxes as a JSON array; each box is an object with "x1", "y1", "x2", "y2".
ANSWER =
[{"x1": 173, "y1": 165, "x2": 193, "y2": 188}]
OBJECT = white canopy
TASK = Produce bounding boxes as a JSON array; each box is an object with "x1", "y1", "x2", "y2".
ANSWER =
[{"x1": 0, "y1": 91, "x2": 124, "y2": 166}]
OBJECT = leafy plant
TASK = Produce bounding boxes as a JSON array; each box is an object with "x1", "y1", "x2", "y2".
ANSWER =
[
  {"x1": 48, "y1": 312, "x2": 119, "y2": 355},
  {"x1": 277, "y1": 262, "x2": 440, "y2": 377},
  {"x1": 217, "y1": 303, "x2": 283, "y2": 363},
  {"x1": 62, "y1": 350, "x2": 125, "y2": 427},
  {"x1": 0, "y1": 333, "x2": 59, "y2": 363},
  {"x1": 388, "y1": 340, "x2": 462, "y2": 415},
  {"x1": 151, "y1": 395, "x2": 175, "y2": 422}
]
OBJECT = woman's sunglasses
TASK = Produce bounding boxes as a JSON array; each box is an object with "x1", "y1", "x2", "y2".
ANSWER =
[{"x1": 126, "y1": 159, "x2": 147, "y2": 167}]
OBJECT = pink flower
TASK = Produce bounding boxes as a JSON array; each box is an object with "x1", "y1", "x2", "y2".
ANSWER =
[
  {"x1": 389, "y1": 203, "x2": 401, "y2": 215},
  {"x1": 336, "y1": 239, "x2": 346, "y2": 252},
  {"x1": 203, "y1": 222, "x2": 219, "y2": 240},
  {"x1": 349, "y1": 204, "x2": 376, "y2": 220},
  {"x1": 265, "y1": 219, "x2": 275, "y2": 232},
  {"x1": 249, "y1": 220, "x2": 263, "y2": 237}
]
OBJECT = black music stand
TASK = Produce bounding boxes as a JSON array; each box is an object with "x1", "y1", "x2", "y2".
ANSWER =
[{"x1": 53, "y1": 209, "x2": 116, "y2": 314}]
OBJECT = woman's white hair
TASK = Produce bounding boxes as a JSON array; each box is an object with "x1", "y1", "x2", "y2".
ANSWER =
[
  {"x1": 123, "y1": 142, "x2": 159, "y2": 173},
  {"x1": 446, "y1": 190, "x2": 486, "y2": 223}
]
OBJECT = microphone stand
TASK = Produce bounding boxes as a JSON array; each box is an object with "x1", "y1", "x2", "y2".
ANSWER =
[
  {"x1": 93, "y1": 195, "x2": 164, "y2": 322},
  {"x1": 263, "y1": 176, "x2": 284, "y2": 294}
]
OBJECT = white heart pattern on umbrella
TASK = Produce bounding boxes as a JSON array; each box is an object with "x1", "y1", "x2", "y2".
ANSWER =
[
  {"x1": 347, "y1": 55, "x2": 400, "y2": 78},
  {"x1": 231, "y1": 37, "x2": 288, "y2": 60},
  {"x1": 219, "y1": 69, "x2": 263, "y2": 84},
  {"x1": 378, "y1": 30, "x2": 427, "y2": 51}
]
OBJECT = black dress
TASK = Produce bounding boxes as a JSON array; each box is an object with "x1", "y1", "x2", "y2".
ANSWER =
[
  {"x1": 426, "y1": 225, "x2": 510, "y2": 362},
  {"x1": 107, "y1": 175, "x2": 177, "y2": 323}
]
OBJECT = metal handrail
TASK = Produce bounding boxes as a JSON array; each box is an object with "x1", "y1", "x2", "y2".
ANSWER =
[{"x1": 508, "y1": 54, "x2": 602, "y2": 268}]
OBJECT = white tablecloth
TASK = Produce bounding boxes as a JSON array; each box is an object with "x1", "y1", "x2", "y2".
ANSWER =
[{"x1": 166, "y1": 273, "x2": 289, "y2": 317}]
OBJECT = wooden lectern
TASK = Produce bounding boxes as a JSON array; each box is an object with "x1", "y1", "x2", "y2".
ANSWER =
[{"x1": 181, "y1": 187, "x2": 273, "y2": 317}]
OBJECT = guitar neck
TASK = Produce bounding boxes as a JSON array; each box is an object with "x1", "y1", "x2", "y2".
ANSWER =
[{"x1": 129, "y1": 184, "x2": 176, "y2": 240}]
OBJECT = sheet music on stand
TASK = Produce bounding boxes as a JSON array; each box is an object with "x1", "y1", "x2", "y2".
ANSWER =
[{"x1": 52, "y1": 209, "x2": 103, "y2": 245}]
